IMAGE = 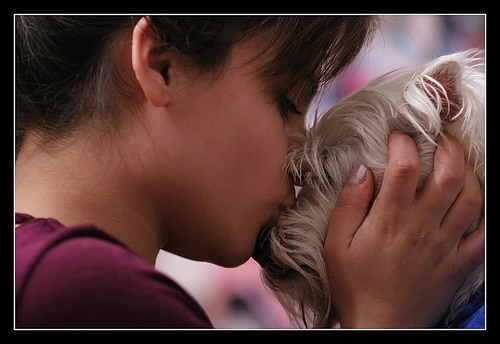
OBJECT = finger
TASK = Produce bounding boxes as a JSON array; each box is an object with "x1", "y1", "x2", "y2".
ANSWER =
[
  {"x1": 456, "y1": 214, "x2": 485, "y2": 272},
  {"x1": 417, "y1": 133, "x2": 466, "y2": 223},
  {"x1": 325, "y1": 164, "x2": 374, "y2": 250},
  {"x1": 439, "y1": 163, "x2": 483, "y2": 239},
  {"x1": 374, "y1": 131, "x2": 421, "y2": 210}
]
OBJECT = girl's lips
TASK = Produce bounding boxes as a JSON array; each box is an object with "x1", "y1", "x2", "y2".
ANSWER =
[
  {"x1": 252, "y1": 224, "x2": 273, "y2": 268},
  {"x1": 252, "y1": 205, "x2": 288, "y2": 268}
]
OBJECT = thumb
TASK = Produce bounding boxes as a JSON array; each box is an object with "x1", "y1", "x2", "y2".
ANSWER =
[{"x1": 325, "y1": 165, "x2": 374, "y2": 250}]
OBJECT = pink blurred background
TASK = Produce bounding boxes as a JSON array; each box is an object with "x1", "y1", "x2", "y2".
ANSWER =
[{"x1": 155, "y1": 14, "x2": 486, "y2": 329}]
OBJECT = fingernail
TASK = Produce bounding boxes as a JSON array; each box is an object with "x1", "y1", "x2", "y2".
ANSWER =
[{"x1": 348, "y1": 165, "x2": 367, "y2": 184}]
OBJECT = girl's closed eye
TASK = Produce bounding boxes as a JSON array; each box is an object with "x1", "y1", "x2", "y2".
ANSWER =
[{"x1": 277, "y1": 94, "x2": 302, "y2": 120}]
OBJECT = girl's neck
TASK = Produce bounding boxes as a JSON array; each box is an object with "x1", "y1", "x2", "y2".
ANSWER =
[{"x1": 15, "y1": 133, "x2": 161, "y2": 265}]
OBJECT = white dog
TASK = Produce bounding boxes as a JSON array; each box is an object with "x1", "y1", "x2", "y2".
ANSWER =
[{"x1": 254, "y1": 49, "x2": 485, "y2": 328}]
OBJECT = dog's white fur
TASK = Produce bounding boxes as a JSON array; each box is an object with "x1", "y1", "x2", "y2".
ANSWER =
[{"x1": 259, "y1": 49, "x2": 485, "y2": 328}]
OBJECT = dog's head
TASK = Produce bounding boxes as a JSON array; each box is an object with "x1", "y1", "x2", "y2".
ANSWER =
[
  {"x1": 288, "y1": 48, "x2": 485, "y2": 199},
  {"x1": 255, "y1": 49, "x2": 485, "y2": 328}
]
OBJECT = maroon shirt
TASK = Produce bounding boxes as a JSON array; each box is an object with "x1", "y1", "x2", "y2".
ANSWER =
[{"x1": 15, "y1": 213, "x2": 213, "y2": 329}]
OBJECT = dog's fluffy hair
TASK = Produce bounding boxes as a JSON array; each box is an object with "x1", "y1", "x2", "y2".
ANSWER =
[{"x1": 259, "y1": 49, "x2": 485, "y2": 328}]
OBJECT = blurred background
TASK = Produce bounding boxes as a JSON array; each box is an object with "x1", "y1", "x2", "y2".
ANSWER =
[{"x1": 155, "y1": 14, "x2": 486, "y2": 329}]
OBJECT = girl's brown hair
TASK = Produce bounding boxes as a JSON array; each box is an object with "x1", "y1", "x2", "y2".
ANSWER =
[{"x1": 15, "y1": 15, "x2": 379, "y2": 155}]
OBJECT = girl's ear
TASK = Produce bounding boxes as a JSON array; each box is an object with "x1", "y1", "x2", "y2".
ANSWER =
[{"x1": 131, "y1": 17, "x2": 174, "y2": 107}]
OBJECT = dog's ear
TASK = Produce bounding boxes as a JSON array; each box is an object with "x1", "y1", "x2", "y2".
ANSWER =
[{"x1": 425, "y1": 60, "x2": 463, "y2": 122}]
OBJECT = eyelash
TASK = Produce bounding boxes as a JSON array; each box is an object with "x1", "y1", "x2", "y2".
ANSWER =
[{"x1": 278, "y1": 95, "x2": 302, "y2": 120}]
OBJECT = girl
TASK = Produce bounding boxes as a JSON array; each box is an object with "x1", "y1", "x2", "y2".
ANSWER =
[{"x1": 15, "y1": 15, "x2": 484, "y2": 328}]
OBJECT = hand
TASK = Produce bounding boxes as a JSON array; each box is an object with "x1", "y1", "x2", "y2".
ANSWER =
[{"x1": 324, "y1": 131, "x2": 484, "y2": 328}]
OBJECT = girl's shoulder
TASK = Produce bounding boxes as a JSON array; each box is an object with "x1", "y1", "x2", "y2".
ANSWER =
[{"x1": 15, "y1": 213, "x2": 213, "y2": 328}]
